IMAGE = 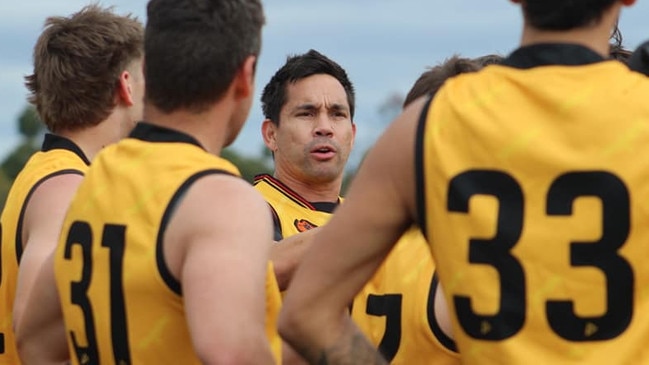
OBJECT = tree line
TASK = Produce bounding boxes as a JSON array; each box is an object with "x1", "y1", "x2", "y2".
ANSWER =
[{"x1": 0, "y1": 103, "x2": 373, "y2": 210}]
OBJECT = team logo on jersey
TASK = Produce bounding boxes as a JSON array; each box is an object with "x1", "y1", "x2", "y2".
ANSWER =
[{"x1": 294, "y1": 219, "x2": 318, "y2": 232}]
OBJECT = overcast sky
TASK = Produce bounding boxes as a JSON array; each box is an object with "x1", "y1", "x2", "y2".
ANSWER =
[{"x1": 1, "y1": 1, "x2": 648, "y2": 168}]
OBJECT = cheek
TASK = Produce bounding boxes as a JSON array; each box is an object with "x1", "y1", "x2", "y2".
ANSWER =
[{"x1": 340, "y1": 128, "x2": 355, "y2": 146}]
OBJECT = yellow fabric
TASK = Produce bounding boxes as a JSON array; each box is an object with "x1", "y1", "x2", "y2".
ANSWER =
[
  {"x1": 54, "y1": 136, "x2": 281, "y2": 364},
  {"x1": 420, "y1": 60, "x2": 649, "y2": 364},
  {"x1": 254, "y1": 174, "x2": 459, "y2": 364},
  {"x1": 0, "y1": 147, "x2": 87, "y2": 364}
]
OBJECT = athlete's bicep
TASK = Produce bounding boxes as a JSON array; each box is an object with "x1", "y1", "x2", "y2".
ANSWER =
[
  {"x1": 165, "y1": 174, "x2": 275, "y2": 363},
  {"x1": 14, "y1": 173, "x2": 83, "y2": 325},
  {"x1": 15, "y1": 251, "x2": 68, "y2": 363}
]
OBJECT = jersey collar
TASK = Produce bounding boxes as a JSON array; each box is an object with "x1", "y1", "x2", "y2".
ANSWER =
[
  {"x1": 129, "y1": 122, "x2": 204, "y2": 150},
  {"x1": 41, "y1": 133, "x2": 91, "y2": 165},
  {"x1": 502, "y1": 43, "x2": 606, "y2": 69}
]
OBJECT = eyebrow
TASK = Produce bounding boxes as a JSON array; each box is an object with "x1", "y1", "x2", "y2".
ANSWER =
[{"x1": 292, "y1": 103, "x2": 349, "y2": 113}]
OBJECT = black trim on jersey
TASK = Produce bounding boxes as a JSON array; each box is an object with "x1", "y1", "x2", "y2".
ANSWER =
[
  {"x1": 269, "y1": 204, "x2": 284, "y2": 241},
  {"x1": 41, "y1": 133, "x2": 91, "y2": 166},
  {"x1": 414, "y1": 96, "x2": 434, "y2": 240},
  {"x1": 15, "y1": 169, "x2": 85, "y2": 263},
  {"x1": 130, "y1": 122, "x2": 204, "y2": 149},
  {"x1": 156, "y1": 169, "x2": 238, "y2": 295},
  {"x1": 502, "y1": 43, "x2": 605, "y2": 70},
  {"x1": 427, "y1": 272, "x2": 458, "y2": 353},
  {"x1": 253, "y1": 174, "x2": 341, "y2": 212},
  {"x1": 311, "y1": 202, "x2": 338, "y2": 213}
]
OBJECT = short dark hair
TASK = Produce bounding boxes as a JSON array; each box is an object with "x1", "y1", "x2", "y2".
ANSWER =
[
  {"x1": 25, "y1": 4, "x2": 143, "y2": 133},
  {"x1": 261, "y1": 49, "x2": 355, "y2": 125},
  {"x1": 522, "y1": 0, "x2": 617, "y2": 31},
  {"x1": 628, "y1": 41, "x2": 649, "y2": 76},
  {"x1": 403, "y1": 55, "x2": 481, "y2": 108},
  {"x1": 145, "y1": 0, "x2": 265, "y2": 113},
  {"x1": 473, "y1": 54, "x2": 505, "y2": 67},
  {"x1": 609, "y1": 25, "x2": 632, "y2": 63}
]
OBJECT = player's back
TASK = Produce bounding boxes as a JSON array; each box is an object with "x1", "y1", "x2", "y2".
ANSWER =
[
  {"x1": 53, "y1": 123, "x2": 281, "y2": 364},
  {"x1": 353, "y1": 228, "x2": 459, "y2": 365},
  {"x1": 419, "y1": 44, "x2": 649, "y2": 364},
  {"x1": 0, "y1": 134, "x2": 88, "y2": 364}
]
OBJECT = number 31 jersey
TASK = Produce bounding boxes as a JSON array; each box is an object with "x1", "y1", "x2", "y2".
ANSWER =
[
  {"x1": 417, "y1": 44, "x2": 649, "y2": 364},
  {"x1": 54, "y1": 124, "x2": 282, "y2": 364}
]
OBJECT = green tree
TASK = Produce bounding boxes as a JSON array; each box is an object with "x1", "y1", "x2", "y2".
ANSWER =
[
  {"x1": 221, "y1": 147, "x2": 273, "y2": 183},
  {"x1": 18, "y1": 105, "x2": 44, "y2": 141},
  {"x1": 1, "y1": 106, "x2": 45, "y2": 181},
  {"x1": 0, "y1": 105, "x2": 46, "y2": 209},
  {"x1": 0, "y1": 170, "x2": 13, "y2": 209}
]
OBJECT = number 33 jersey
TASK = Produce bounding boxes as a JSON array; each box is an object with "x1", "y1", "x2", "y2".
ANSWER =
[{"x1": 417, "y1": 44, "x2": 649, "y2": 364}]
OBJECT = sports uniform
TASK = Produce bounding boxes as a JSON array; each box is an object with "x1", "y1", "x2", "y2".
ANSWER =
[
  {"x1": 0, "y1": 134, "x2": 89, "y2": 364},
  {"x1": 255, "y1": 173, "x2": 459, "y2": 364},
  {"x1": 54, "y1": 123, "x2": 282, "y2": 364},
  {"x1": 418, "y1": 44, "x2": 649, "y2": 364}
]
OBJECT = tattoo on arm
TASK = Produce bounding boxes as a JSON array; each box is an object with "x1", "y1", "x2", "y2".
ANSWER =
[{"x1": 316, "y1": 328, "x2": 387, "y2": 365}]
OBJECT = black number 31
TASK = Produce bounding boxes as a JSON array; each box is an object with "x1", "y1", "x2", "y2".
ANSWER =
[{"x1": 64, "y1": 221, "x2": 131, "y2": 363}]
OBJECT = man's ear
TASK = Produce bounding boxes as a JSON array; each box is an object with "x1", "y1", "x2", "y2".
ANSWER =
[
  {"x1": 234, "y1": 55, "x2": 257, "y2": 100},
  {"x1": 116, "y1": 70, "x2": 135, "y2": 106},
  {"x1": 261, "y1": 119, "x2": 278, "y2": 152},
  {"x1": 620, "y1": 0, "x2": 636, "y2": 6}
]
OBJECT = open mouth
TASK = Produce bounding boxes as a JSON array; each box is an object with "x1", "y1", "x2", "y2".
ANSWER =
[{"x1": 311, "y1": 145, "x2": 336, "y2": 160}]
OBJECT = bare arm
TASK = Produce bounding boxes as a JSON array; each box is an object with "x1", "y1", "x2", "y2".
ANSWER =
[
  {"x1": 16, "y1": 251, "x2": 69, "y2": 364},
  {"x1": 279, "y1": 98, "x2": 429, "y2": 364},
  {"x1": 165, "y1": 174, "x2": 276, "y2": 364},
  {"x1": 272, "y1": 227, "x2": 321, "y2": 291},
  {"x1": 13, "y1": 173, "x2": 83, "y2": 326}
]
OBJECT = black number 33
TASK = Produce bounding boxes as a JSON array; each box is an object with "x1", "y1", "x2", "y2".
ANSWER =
[{"x1": 447, "y1": 170, "x2": 633, "y2": 342}]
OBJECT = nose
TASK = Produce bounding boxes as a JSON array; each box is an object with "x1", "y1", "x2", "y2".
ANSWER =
[{"x1": 314, "y1": 114, "x2": 334, "y2": 137}]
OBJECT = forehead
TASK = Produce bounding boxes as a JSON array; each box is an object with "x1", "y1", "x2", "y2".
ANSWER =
[{"x1": 283, "y1": 73, "x2": 349, "y2": 108}]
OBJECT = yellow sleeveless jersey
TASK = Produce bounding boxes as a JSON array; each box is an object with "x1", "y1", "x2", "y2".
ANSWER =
[
  {"x1": 254, "y1": 174, "x2": 458, "y2": 364},
  {"x1": 417, "y1": 44, "x2": 649, "y2": 364},
  {"x1": 54, "y1": 123, "x2": 281, "y2": 364},
  {"x1": 0, "y1": 134, "x2": 89, "y2": 364}
]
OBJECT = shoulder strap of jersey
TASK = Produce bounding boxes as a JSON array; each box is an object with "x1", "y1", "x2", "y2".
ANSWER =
[{"x1": 268, "y1": 203, "x2": 283, "y2": 241}]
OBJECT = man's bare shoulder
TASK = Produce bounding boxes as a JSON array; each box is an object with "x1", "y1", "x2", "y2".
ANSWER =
[{"x1": 166, "y1": 173, "x2": 271, "y2": 244}]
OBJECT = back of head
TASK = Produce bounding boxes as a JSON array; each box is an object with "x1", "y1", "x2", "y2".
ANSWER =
[
  {"x1": 25, "y1": 5, "x2": 143, "y2": 133},
  {"x1": 521, "y1": 0, "x2": 617, "y2": 30},
  {"x1": 403, "y1": 55, "x2": 481, "y2": 108},
  {"x1": 628, "y1": 40, "x2": 649, "y2": 76},
  {"x1": 261, "y1": 49, "x2": 355, "y2": 124},
  {"x1": 473, "y1": 54, "x2": 505, "y2": 67},
  {"x1": 145, "y1": 0, "x2": 265, "y2": 114},
  {"x1": 609, "y1": 25, "x2": 632, "y2": 63}
]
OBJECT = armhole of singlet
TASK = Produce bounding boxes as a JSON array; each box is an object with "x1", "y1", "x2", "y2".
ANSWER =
[
  {"x1": 427, "y1": 271, "x2": 458, "y2": 353},
  {"x1": 269, "y1": 204, "x2": 283, "y2": 241},
  {"x1": 156, "y1": 169, "x2": 238, "y2": 295},
  {"x1": 16, "y1": 169, "x2": 84, "y2": 263},
  {"x1": 415, "y1": 96, "x2": 434, "y2": 241}
]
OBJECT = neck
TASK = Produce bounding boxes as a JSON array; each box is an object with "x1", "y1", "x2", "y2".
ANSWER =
[
  {"x1": 519, "y1": 5, "x2": 621, "y2": 58},
  {"x1": 143, "y1": 103, "x2": 231, "y2": 156},
  {"x1": 274, "y1": 171, "x2": 342, "y2": 203},
  {"x1": 58, "y1": 114, "x2": 123, "y2": 161}
]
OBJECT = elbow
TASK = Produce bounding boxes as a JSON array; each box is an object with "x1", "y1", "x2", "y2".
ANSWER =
[
  {"x1": 272, "y1": 259, "x2": 292, "y2": 291},
  {"x1": 197, "y1": 336, "x2": 274, "y2": 365},
  {"x1": 278, "y1": 301, "x2": 309, "y2": 349},
  {"x1": 16, "y1": 332, "x2": 32, "y2": 364}
]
